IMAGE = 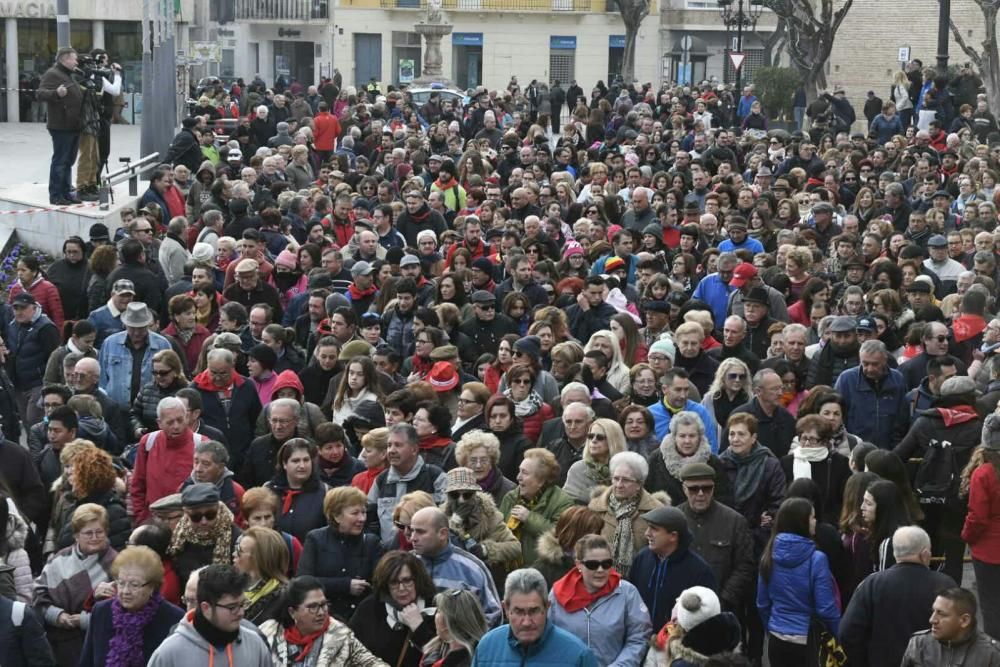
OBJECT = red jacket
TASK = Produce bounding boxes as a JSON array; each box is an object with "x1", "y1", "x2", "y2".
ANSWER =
[
  {"x1": 8, "y1": 276, "x2": 65, "y2": 331},
  {"x1": 162, "y1": 322, "x2": 212, "y2": 374},
  {"x1": 962, "y1": 462, "x2": 1000, "y2": 564},
  {"x1": 129, "y1": 428, "x2": 197, "y2": 524},
  {"x1": 163, "y1": 184, "x2": 187, "y2": 220},
  {"x1": 312, "y1": 111, "x2": 341, "y2": 152},
  {"x1": 521, "y1": 402, "x2": 554, "y2": 446}
]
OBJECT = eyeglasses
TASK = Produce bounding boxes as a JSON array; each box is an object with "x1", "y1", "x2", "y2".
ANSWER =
[
  {"x1": 726, "y1": 373, "x2": 746, "y2": 381},
  {"x1": 78, "y1": 529, "x2": 107, "y2": 539},
  {"x1": 269, "y1": 417, "x2": 295, "y2": 425},
  {"x1": 389, "y1": 577, "x2": 415, "y2": 589},
  {"x1": 301, "y1": 600, "x2": 329, "y2": 613},
  {"x1": 612, "y1": 476, "x2": 638, "y2": 485},
  {"x1": 213, "y1": 598, "x2": 248, "y2": 613},
  {"x1": 467, "y1": 456, "x2": 491, "y2": 467},
  {"x1": 587, "y1": 432, "x2": 606, "y2": 441},
  {"x1": 684, "y1": 484, "x2": 715, "y2": 495},
  {"x1": 511, "y1": 378, "x2": 531, "y2": 386},
  {"x1": 581, "y1": 559, "x2": 614, "y2": 571},
  {"x1": 448, "y1": 491, "x2": 476, "y2": 501},
  {"x1": 151, "y1": 369, "x2": 173, "y2": 377},
  {"x1": 799, "y1": 435, "x2": 824, "y2": 446},
  {"x1": 187, "y1": 508, "x2": 218, "y2": 523},
  {"x1": 116, "y1": 579, "x2": 150, "y2": 591}
]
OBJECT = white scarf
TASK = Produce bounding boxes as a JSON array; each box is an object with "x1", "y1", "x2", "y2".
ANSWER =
[
  {"x1": 384, "y1": 598, "x2": 435, "y2": 631},
  {"x1": 791, "y1": 437, "x2": 830, "y2": 480}
]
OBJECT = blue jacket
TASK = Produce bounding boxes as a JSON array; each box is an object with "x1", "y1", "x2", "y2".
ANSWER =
[
  {"x1": 87, "y1": 304, "x2": 125, "y2": 347},
  {"x1": 649, "y1": 399, "x2": 719, "y2": 452},
  {"x1": 692, "y1": 273, "x2": 734, "y2": 328},
  {"x1": 718, "y1": 237, "x2": 765, "y2": 255},
  {"x1": 756, "y1": 533, "x2": 840, "y2": 638},
  {"x1": 0, "y1": 597, "x2": 55, "y2": 667},
  {"x1": 472, "y1": 620, "x2": 598, "y2": 666},
  {"x1": 547, "y1": 579, "x2": 651, "y2": 667},
  {"x1": 629, "y1": 535, "x2": 717, "y2": 632},
  {"x1": 419, "y1": 544, "x2": 502, "y2": 627},
  {"x1": 97, "y1": 330, "x2": 173, "y2": 407},
  {"x1": 79, "y1": 596, "x2": 185, "y2": 667},
  {"x1": 869, "y1": 113, "x2": 904, "y2": 144},
  {"x1": 834, "y1": 365, "x2": 909, "y2": 449},
  {"x1": 4, "y1": 309, "x2": 59, "y2": 389}
]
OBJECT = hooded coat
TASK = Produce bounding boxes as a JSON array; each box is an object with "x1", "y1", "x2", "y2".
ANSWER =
[
  {"x1": 1, "y1": 509, "x2": 33, "y2": 602},
  {"x1": 756, "y1": 533, "x2": 840, "y2": 638},
  {"x1": 643, "y1": 612, "x2": 743, "y2": 667},
  {"x1": 253, "y1": 370, "x2": 325, "y2": 439},
  {"x1": 443, "y1": 491, "x2": 521, "y2": 578},
  {"x1": 147, "y1": 610, "x2": 271, "y2": 666}
]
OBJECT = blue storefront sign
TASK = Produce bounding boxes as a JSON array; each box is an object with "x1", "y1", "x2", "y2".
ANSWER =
[
  {"x1": 550, "y1": 35, "x2": 577, "y2": 49},
  {"x1": 452, "y1": 32, "x2": 483, "y2": 46},
  {"x1": 609, "y1": 35, "x2": 625, "y2": 48}
]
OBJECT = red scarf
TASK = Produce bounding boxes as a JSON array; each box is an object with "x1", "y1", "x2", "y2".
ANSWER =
[
  {"x1": 284, "y1": 617, "x2": 330, "y2": 662},
  {"x1": 193, "y1": 369, "x2": 243, "y2": 396},
  {"x1": 282, "y1": 489, "x2": 302, "y2": 514},
  {"x1": 348, "y1": 283, "x2": 377, "y2": 301},
  {"x1": 411, "y1": 354, "x2": 434, "y2": 378},
  {"x1": 936, "y1": 405, "x2": 978, "y2": 427},
  {"x1": 551, "y1": 567, "x2": 621, "y2": 613},
  {"x1": 419, "y1": 434, "x2": 452, "y2": 450},
  {"x1": 952, "y1": 313, "x2": 986, "y2": 344}
]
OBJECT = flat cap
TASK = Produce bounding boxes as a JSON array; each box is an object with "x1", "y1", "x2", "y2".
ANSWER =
[
  {"x1": 680, "y1": 462, "x2": 716, "y2": 481},
  {"x1": 430, "y1": 344, "x2": 459, "y2": 361},
  {"x1": 150, "y1": 493, "x2": 183, "y2": 513},
  {"x1": 641, "y1": 506, "x2": 689, "y2": 532},
  {"x1": 827, "y1": 316, "x2": 857, "y2": 333},
  {"x1": 471, "y1": 290, "x2": 496, "y2": 304},
  {"x1": 927, "y1": 234, "x2": 948, "y2": 248},
  {"x1": 399, "y1": 254, "x2": 421, "y2": 268},
  {"x1": 181, "y1": 482, "x2": 220, "y2": 507}
]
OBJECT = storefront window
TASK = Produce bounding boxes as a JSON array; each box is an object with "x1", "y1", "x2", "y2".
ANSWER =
[
  {"x1": 106, "y1": 21, "x2": 143, "y2": 93},
  {"x1": 72, "y1": 23, "x2": 93, "y2": 54},
  {"x1": 18, "y1": 19, "x2": 57, "y2": 77}
]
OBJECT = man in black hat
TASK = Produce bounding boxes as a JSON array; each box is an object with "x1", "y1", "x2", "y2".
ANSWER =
[
  {"x1": 833, "y1": 255, "x2": 871, "y2": 301},
  {"x1": 628, "y1": 505, "x2": 716, "y2": 632},
  {"x1": 460, "y1": 290, "x2": 519, "y2": 358},
  {"x1": 679, "y1": 463, "x2": 753, "y2": 612},
  {"x1": 640, "y1": 301, "x2": 671, "y2": 348},
  {"x1": 165, "y1": 117, "x2": 205, "y2": 173},
  {"x1": 807, "y1": 315, "x2": 861, "y2": 387}
]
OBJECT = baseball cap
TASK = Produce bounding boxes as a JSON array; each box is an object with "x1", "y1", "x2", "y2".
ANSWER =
[
  {"x1": 351, "y1": 260, "x2": 374, "y2": 277},
  {"x1": 112, "y1": 279, "x2": 136, "y2": 295},
  {"x1": 729, "y1": 262, "x2": 758, "y2": 288}
]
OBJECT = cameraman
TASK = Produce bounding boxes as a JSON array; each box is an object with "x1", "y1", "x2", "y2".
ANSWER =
[
  {"x1": 75, "y1": 49, "x2": 122, "y2": 201},
  {"x1": 36, "y1": 47, "x2": 83, "y2": 206}
]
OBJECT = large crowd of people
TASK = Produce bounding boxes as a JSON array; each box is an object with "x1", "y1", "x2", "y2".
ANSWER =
[{"x1": 6, "y1": 54, "x2": 1000, "y2": 666}]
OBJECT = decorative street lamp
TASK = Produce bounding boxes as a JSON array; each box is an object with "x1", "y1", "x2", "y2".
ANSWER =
[{"x1": 718, "y1": 0, "x2": 764, "y2": 108}]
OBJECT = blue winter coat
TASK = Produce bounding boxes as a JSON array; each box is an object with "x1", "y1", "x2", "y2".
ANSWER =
[
  {"x1": 472, "y1": 620, "x2": 598, "y2": 666},
  {"x1": 756, "y1": 533, "x2": 841, "y2": 638},
  {"x1": 79, "y1": 597, "x2": 185, "y2": 667},
  {"x1": 834, "y1": 365, "x2": 909, "y2": 449},
  {"x1": 628, "y1": 532, "x2": 717, "y2": 632}
]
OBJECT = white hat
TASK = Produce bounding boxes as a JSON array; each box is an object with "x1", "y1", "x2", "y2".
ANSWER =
[{"x1": 675, "y1": 586, "x2": 720, "y2": 632}]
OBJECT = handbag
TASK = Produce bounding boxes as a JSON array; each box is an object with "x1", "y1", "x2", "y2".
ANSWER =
[{"x1": 807, "y1": 555, "x2": 847, "y2": 667}]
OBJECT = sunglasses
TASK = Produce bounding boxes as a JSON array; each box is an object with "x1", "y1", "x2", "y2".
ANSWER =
[
  {"x1": 582, "y1": 559, "x2": 614, "y2": 571},
  {"x1": 726, "y1": 373, "x2": 746, "y2": 381},
  {"x1": 684, "y1": 484, "x2": 715, "y2": 495},
  {"x1": 587, "y1": 432, "x2": 607, "y2": 441},
  {"x1": 393, "y1": 521, "x2": 413, "y2": 533},
  {"x1": 511, "y1": 378, "x2": 532, "y2": 386},
  {"x1": 476, "y1": 304, "x2": 495, "y2": 310},
  {"x1": 448, "y1": 491, "x2": 476, "y2": 501},
  {"x1": 931, "y1": 335, "x2": 948, "y2": 343},
  {"x1": 187, "y1": 508, "x2": 218, "y2": 523}
]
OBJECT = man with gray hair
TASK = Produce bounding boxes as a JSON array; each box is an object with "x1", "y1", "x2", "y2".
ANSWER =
[
  {"x1": 180, "y1": 439, "x2": 245, "y2": 520},
  {"x1": 622, "y1": 186, "x2": 655, "y2": 233},
  {"x1": 835, "y1": 339, "x2": 909, "y2": 448},
  {"x1": 474, "y1": 568, "x2": 597, "y2": 664},
  {"x1": 840, "y1": 526, "x2": 955, "y2": 667},
  {"x1": 195, "y1": 347, "x2": 262, "y2": 475},
  {"x1": 548, "y1": 402, "x2": 595, "y2": 485},
  {"x1": 241, "y1": 397, "x2": 301, "y2": 487},
  {"x1": 130, "y1": 395, "x2": 201, "y2": 524},
  {"x1": 159, "y1": 216, "x2": 192, "y2": 284}
]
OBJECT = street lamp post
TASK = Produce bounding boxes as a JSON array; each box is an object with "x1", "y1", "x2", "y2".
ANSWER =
[{"x1": 718, "y1": 0, "x2": 764, "y2": 118}]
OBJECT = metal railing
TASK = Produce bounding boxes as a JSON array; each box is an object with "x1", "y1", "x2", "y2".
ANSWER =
[
  {"x1": 235, "y1": 0, "x2": 328, "y2": 20},
  {"x1": 380, "y1": 0, "x2": 592, "y2": 10},
  {"x1": 99, "y1": 153, "x2": 161, "y2": 211}
]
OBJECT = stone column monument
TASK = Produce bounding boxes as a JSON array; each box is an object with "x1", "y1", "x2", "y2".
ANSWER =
[{"x1": 413, "y1": 0, "x2": 453, "y2": 84}]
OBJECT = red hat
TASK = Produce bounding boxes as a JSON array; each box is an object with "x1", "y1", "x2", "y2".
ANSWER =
[
  {"x1": 729, "y1": 262, "x2": 758, "y2": 288},
  {"x1": 428, "y1": 361, "x2": 459, "y2": 392}
]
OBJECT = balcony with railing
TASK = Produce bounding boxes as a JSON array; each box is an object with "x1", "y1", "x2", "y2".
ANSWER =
[
  {"x1": 378, "y1": 0, "x2": 594, "y2": 11},
  {"x1": 234, "y1": 0, "x2": 329, "y2": 21}
]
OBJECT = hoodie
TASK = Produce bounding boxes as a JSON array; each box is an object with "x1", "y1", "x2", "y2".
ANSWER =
[{"x1": 147, "y1": 610, "x2": 271, "y2": 667}]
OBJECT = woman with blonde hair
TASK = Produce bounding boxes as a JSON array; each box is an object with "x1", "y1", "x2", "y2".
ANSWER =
[
  {"x1": 234, "y1": 526, "x2": 290, "y2": 626},
  {"x1": 78, "y1": 545, "x2": 185, "y2": 667},
  {"x1": 421, "y1": 589, "x2": 489, "y2": 666},
  {"x1": 386, "y1": 490, "x2": 437, "y2": 551},
  {"x1": 563, "y1": 418, "x2": 627, "y2": 503},
  {"x1": 891, "y1": 69, "x2": 915, "y2": 128},
  {"x1": 352, "y1": 427, "x2": 389, "y2": 494},
  {"x1": 585, "y1": 330, "x2": 631, "y2": 394},
  {"x1": 701, "y1": 357, "x2": 752, "y2": 431}
]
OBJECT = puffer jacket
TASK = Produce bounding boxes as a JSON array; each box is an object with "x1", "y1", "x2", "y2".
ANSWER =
[
  {"x1": 266, "y1": 471, "x2": 328, "y2": 543},
  {"x1": 1, "y1": 509, "x2": 33, "y2": 602},
  {"x1": 130, "y1": 379, "x2": 187, "y2": 435},
  {"x1": 4, "y1": 308, "x2": 59, "y2": 389},
  {"x1": 8, "y1": 275, "x2": 65, "y2": 332},
  {"x1": 547, "y1": 577, "x2": 652, "y2": 667},
  {"x1": 298, "y1": 525, "x2": 384, "y2": 623},
  {"x1": 756, "y1": 533, "x2": 840, "y2": 638},
  {"x1": 259, "y1": 616, "x2": 387, "y2": 666}
]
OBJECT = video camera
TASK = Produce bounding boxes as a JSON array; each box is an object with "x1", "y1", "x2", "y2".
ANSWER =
[{"x1": 75, "y1": 54, "x2": 114, "y2": 91}]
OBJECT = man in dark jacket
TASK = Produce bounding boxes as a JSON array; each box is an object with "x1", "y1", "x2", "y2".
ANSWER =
[
  {"x1": 899, "y1": 321, "x2": 968, "y2": 390},
  {"x1": 835, "y1": 340, "x2": 911, "y2": 449},
  {"x1": 894, "y1": 375, "x2": 981, "y2": 585},
  {"x1": 106, "y1": 239, "x2": 167, "y2": 318},
  {"x1": 396, "y1": 190, "x2": 447, "y2": 248},
  {"x1": 678, "y1": 463, "x2": 754, "y2": 612},
  {"x1": 165, "y1": 117, "x2": 204, "y2": 173},
  {"x1": 36, "y1": 47, "x2": 84, "y2": 205},
  {"x1": 222, "y1": 258, "x2": 283, "y2": 322},
  {"x1": 566, "y1": 276, "x2": 617, "y2": 344},
  {"x1": 840, "y1": 526, "x2": 955, "y2": 667},
  {"x1": 724, "y1": 369, "x2": 796, "y2": 459},
  {"x1": 708, "y1": 316, "x2": 761, "y2": 374},
  {"x1": 459, "y1": 290, "x2": 519, "y2": 358},
  {"x1": 807, "y1": 316, "x2": 860, "y2": 388},
  {"x1": 193, "y1": 348, "x2": 262, "y2": 475},
  {"x1": 5, "y1": 293, "x2": 60, "y2": 428},
  {"x1": 0, "y1": 595, "x2": 56, "y2": 667},
  {"x1": 241, "y1": 398, "x2": 302, "y2": 487},
  {"x1": 629, "y1": 506, "x2": 716, "y2": 632},
  {"x1": 549, "y1": 80, "x2": 566, "y2": 123},
  {"x1": 492, "y1": 255, "x2": 549, "y2": 310}
]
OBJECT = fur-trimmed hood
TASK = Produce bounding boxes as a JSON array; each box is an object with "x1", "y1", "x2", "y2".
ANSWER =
[
  {"x1": 668, "y1": 612, "x2": 742, "y2": 664},
  {"x1": 2, "y1": 509, "x2": 28, "y2": 554},
  {"x1": 535, "y1": 529, "x2": 569, "y2": 566},
  {"x1": 443, "y1": 491, "x2": 504, "y2": 541}
]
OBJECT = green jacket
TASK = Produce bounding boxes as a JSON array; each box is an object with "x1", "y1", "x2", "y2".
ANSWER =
[{"x1": 499, "y1": 484, "x2": 575, "y2": 566}]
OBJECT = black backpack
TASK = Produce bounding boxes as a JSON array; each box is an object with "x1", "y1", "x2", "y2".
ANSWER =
[{"x1": 914, "y1": 439, "x2": 962, "y2": 508}]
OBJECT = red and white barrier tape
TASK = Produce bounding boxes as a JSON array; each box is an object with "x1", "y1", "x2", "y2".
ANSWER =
[{"x1": 0, "y1": 201, "x2": 101, "y2": 215}]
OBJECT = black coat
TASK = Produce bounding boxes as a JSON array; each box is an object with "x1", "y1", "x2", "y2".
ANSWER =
[
  {"x1": 107, "y1": 262, "x2": 167, "y2": 319},
  {"x1": 266, "y1": 472, "x2": 328, "y2": 543},
  {"x1": 779, "y1": 451, "x2": 852, "y2": 523},
  {"x1": 723, "y1": 398, "x2": 797, "y2": 459},
  {"x1": 0, "y1": 439, "x2": 47, "y2": 529},
  {"x1": 840, "y1": 562, "x2": 956, "y2": 667},
  {"x1": 453, "y1": 414, "x2": 486, "y2": 443},
  {"x1": 56, "y1": 490, "x2": 131, "y2": 552},
  {"x1": 172, "y1": 524, "x2": 242, "y2": 588},
  {"x1": 197, "y1": 376, "x2": 262, "y2": 475},
  {"x1": 165, "y1": 128, "x2": 203, "y2": 172},
  {"x1": 243, "y1": 432, "x2": 299, "y2": 489},
  {"x1": 646, "y1": 450, "x2": 733, "y2": 508},
  {"x1": 46, "y1": 258, "x2": 90, "y2": 321},
  {"x1": 298, "y1": 526, "x2": 384, "y2": 623},
  {"x1": 0, "y1": 596, "x2": 55, "y2": 667},
  {"x1": 79, "y1": 597, "x2": 184, "y2": 667},
  {"x1": 348, "y1": 594, "x2": 437, "y2": 667}
]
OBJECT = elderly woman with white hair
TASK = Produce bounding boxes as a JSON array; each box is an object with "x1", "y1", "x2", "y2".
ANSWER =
[
  {"x1": 588, "y1": 452, "x2": 665, "y2": 577},
  {"x1": 645, "y1": 411, "x2": 733, "y2": 508},
  {"x1": 455, "y1": 430, "x2": 516, "y2": 506},
  {"x1": 563, "y1": 418, "x2": 627, "y2": 504}
]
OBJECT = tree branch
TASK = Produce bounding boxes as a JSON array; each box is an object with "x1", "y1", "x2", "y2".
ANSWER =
[{"x1": 949, "y1": 18, "x2": 985, "y2": 69}]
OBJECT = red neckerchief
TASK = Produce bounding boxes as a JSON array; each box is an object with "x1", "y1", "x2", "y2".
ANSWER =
[
  {"x1": 284, "y1": 617, "x2": 330, "y2": 662},
  {"x1": 952, "y1": 313, "x2": 986, "y2": 344},
  {"x1": 348, "y1": 283, "x2": 377, "y2": 300},
  {"x1": 193, "y1": 369, "x2": 243, "y2": 396},
  {"x1": 419, "y1": 434, "x2": 452, "y2": 450},
  {"x1": 282, "y1": 489, "x2": 303, "y2": 514},
  {"x1": 936, "y1": 405, "x2": 978, "y2": 427},
  {"x1": 552, "y1": 567, "x2": 621, "y2": 613}
]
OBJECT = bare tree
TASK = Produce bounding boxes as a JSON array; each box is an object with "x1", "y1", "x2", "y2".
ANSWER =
[
  {"x1": 763, "y1": 0, "x2": 854, "y2": 101},
  {"x1": 946, "y1": 0, "x2": 1000, "y2": 113},
  {"x1": 756, "y1": 18, "x2": 787, "y2": 67},
  {"x1": 618, "y1": 0, "x2": 651, "y2": 84}
]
